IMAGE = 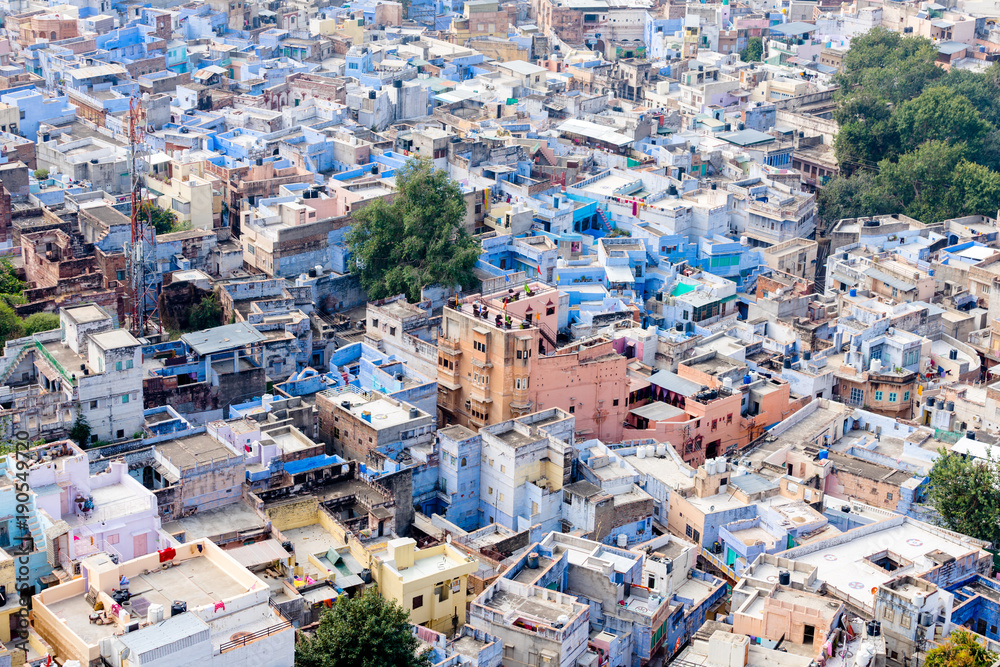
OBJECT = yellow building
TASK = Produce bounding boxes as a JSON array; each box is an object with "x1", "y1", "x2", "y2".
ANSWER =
[{"x1": 376, "y1": 538, "x2": 478, "y2": 635}]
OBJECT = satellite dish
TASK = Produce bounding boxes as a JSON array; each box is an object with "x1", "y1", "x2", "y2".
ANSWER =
[{"x1": 122, "y1": 648, "x2": 131, "y2": 659}]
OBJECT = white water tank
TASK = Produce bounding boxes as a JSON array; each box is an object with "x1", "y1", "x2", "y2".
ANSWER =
[
  {"x1": 617, "y1": 534, "x2": 628, "y2": 548},
  {"x1": 706, "y1": 459, "x2": 717, "y2": 475},
  {"x1": 148, "y1": 603, "x2": 164, "y2": 625},
  {"x1": 870, "y1": 358, "x2": 881, "y2": 373},
  {"x1": 722, "y1": 377, "x2": 733, "y2": 391},
  {"x1": 656, "y1": 443, "x2": 667, "y2": 457},
  {"x1": 637, "y1": 446, "x2": 646, "y2": 459},
  {"x1": 715, "y1": 457, "x2": 727, "y2": 473},
  {"x1": 646, "y1": 445, "x2": 655, "y2": 458}
]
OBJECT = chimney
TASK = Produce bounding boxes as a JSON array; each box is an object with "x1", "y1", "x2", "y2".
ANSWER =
[{"x1": 388, "y1": 537, "x2": 417, "y2": 570}]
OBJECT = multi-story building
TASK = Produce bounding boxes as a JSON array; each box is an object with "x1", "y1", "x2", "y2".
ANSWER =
[
  {"x1": 0, "y1": 304, "x2": 143, "y2": 443},
  {"x1": 317, "y1": 386, "x2": 435, "y2": 465},
  {"x1": 377, "y1": 537, "x2": 479, "y2": 635},
  {"x1": 32, "y1": 540, "x2": 294, "y2": 666},
  {"x1": 437, "y1": 283, "x2": 628, "y2": 441}
]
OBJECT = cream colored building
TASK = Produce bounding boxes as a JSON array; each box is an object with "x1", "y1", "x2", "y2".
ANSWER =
[
  {"x1": 146, "y1": 155, "x2": 219, "y2": 230},
  {"x1": 377, "y1": 538, "x2": 478, "y2": 635},
  {"x1": 32, "y1": 539, "x2": 294, "y2": 666}
]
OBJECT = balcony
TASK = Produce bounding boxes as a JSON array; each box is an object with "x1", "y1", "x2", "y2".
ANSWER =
[{"x1": 439, "y1": 338, "x2": 462, "y2": 355}]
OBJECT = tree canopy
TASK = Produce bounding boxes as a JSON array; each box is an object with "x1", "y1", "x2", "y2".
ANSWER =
[
  {"x1": 188, "y1": 293, "x2": 223, "y2": 331},
  {"x1": 295, "y1": 589, "x2": 431, "y2": 667},
  {"x1": 927, "y1": 449, "x2": 1000, "y2": 546},
  {"x1": 346, "y1": 158, "x2": 480, "y2": 303},
  {"x1": 820, "y1": 27, "x2": 1000, "y2": 225},
  {"x1": 740, "y1": 37, "x2": 763, "y2": 63},
  {"x1": 22, "y1": 312, "x2": 60, "y2": 336},
  {"x1": 144, "y1": 203, "x2": 183, "y2": 235},
  {"x1": 925, "y1": 629, "x2": 997, "y2": 667}
]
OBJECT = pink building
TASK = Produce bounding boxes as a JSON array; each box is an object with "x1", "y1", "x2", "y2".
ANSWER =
[
  {"x1": 625, "y1": 369, "x2": 806, "y2": 467},
  {"x1": 21, "y1": 440, "x2": 163, "y2": 570}
]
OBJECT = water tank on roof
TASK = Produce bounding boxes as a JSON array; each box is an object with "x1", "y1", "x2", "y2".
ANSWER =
[
  {"x1": 778, "y1": 570, "x2": 791, "y2": 585},
  {"x1": 656, "y1": 444, "x2": 667, "y2": 457},
  {"x1": 646, "y1": 445, "x2": 655, "y2": 458},
  {"x1": 617, "y1": 534, "x2": 628, "y2": 548},
  {"x1": 637, "y1": 446, "x2": 646, "y2": 459}
]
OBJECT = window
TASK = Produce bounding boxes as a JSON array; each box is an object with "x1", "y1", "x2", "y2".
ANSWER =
[
  {"x1": 501, "y1": 464, "x2": 506, "y2": 473},
  {"x1": 498, "y1": 493, "x2": 504, "y2": 502},
  {"x1": 546, "y1": 306, "x2": 555, "y2": 316},
  {"x1": 613, "y1": 399, "x2": 619, "y2": 406},
  {"x1": 90, "y1": 400, "x2": 97, "y2": 409},
  {"x1": 126, "y1": 360, "x2": 133, "y2": 369},
  {"x1": 882, "y1": 607, "x2": 894, "y2": 622},
  {"x1": 122, "y1": 394, "x2": 130, "y2": 404},
  {"x1": 412, "y1": 595, "x2": 423, "y2": 609},
  {"x1": 389, "y1": 327, "x2": 396, "y2": 336},
  {"x1": 850, "y1": 387, "x2": 864, "y2": 404},
  {"x1": 685, "y1": 524, "x2": 693, "y2": 538},
  {"x1": 887, "y1": 492, "x2": 893, "y2": 500},
  {"x1": 889, "y1": 392, "x2": 897, "y2": 403},
  {"x1": 460, "y1": 457, "x2": 466, "y2": 467},
  {"x1": 488, "y1": 487, "x2": 493, "y2": 495},
  {"x1": 875, "y1": 391, "x2": 883, "y2": 401},
  {"x1": 116, "y1": 270, "x2": 125, "y2": 281},
  {"x1": 116, "y1": 361, "x2": 122, "y2": 371},
  {"x1": 904, "y1": 391, "x2": 910, "y2": 402},
  {"x1": 569, "y1": 406, "x2": 575, "y2": 414}
]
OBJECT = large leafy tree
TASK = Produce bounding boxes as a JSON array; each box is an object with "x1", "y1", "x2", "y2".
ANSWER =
[
  {"x1": 927, "y1": 449, "x2": 1000, "y2": 545},
  {"x1": 347, "y1": 158, "x2": 479, "y2": 303},
  {"x1": 875, "y1": 140, "x2": 969, "y2": 223},
  {"x1": 188, "y1": 293, "x2": 222, "y2": 331},
  {"x1": 823, "y1": 28, "x2": 1000, "y2": 224},
  {"x1": 925, "y1": 629, "x2": 997, "y2": 667},
  {"x1": 0, "y1": 302, "x2": 22, "y2": 344},
  {"x1": 740, "y1": 37, "x2": 763, "y2": 62},
  {"x1": 21, "y1": 312, "x2": 60, "y2": 335},
  {"x1": 835, "y1": 28, "x2": 941, "y2": 105},
  {"x1": 892, "y1": 87, "x2": 992, "y2": 156},
  {"x1": 144, "y1": 203, "x2": 180, "y2": 235},
  {"x1": 295, "y1": 589, "x2": 431, "y2": 667}
]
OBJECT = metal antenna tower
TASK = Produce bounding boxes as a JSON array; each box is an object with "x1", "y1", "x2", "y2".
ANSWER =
[{"x1": 126, "y1": 96, "x2": 160, "y2": 338}]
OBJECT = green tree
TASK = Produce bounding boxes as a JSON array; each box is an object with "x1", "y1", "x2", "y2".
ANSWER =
[
  {"x1": 346, "y1": 159, "x2": 479, "y2": 302},
  {"x1": 833, "y1": 92, "x2": 899, "y2": 173},
  {"x1": 836, "y1": 28, "x2": 941, "y2": 105},
  {"x1": 33, "y1": 169, "x2": 49, "y2": 180},
  {"x1": 144, "y1": 203, "x2": 179, "y2": 235},
  {"x1": 295, "y1": 589, "x2": 431, "y2": 667},
  {"x1": 892, "y1": 87, "x2": 992, "y2": 155},
  {"x1": 21, "y1": 312, "x2": 60, "y2": 336},
  {"x1": 925, "y1": 629, "x2": 997, "y2": 667},
  {"x1": 0, "y1": 302, "x2": 22, "y2": 344},
  {"x1": 69, "y1": 410, "x2": 91, "y2": 447},
  {"x1": 927, "y1": 449, "x2": 1000, "y2": 545},
  {"x1": 817, "y1": 171, "x2": 885, "y2": 225},
  {"x1": 944, "y1": 160, "x2": 1000, "y2": 219},
  {"x1": 939, "y1": 62, "x2": 1000, "y2": 128},
  {"x1": 739, "y1": 37, "x2": 763, "y2": 62},
  {"x1": 874, "y1": 140, "x2": 969, "y2": 223},
  {"x1": 188, "y1": 293, "x2": 222, "y2": 331},
  {"x1": 0, "y1": 258, "x2": 23, "y2": 296}
]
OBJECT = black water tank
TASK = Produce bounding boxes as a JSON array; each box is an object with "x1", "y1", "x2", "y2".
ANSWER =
[
  {"x1": 393, "y1": 79, "x2": 403, "y2": 88},
  {"x1": 926, "y1": 396, "x2": 935, "y2": 408},
  {"x1": 368, "y1": 90, "x2": 376, "y2": 99},
  {"x1": 171, "y1": 600, "x2": 187, "y2": 616},
  {"x1": 778, "y1": 570, "x2": 790, "y2": 586},
  {"x1": 867, "y1": 621, "x2": 881, "y2": 637},
  {"x1": 967, "y1": 431, "x2": 976, "y2": 441}
]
